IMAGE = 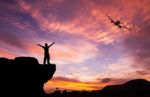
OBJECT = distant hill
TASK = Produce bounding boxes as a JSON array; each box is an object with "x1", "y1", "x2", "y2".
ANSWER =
[
  {"x1": 0, "y1": 57, "x2": 56, "y2": 97},
  {"x1": 100, "y1": 79, "x2": 150, "y2": 96}
]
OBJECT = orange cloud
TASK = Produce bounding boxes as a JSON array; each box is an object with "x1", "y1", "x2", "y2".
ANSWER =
[
  {"x1": 44, "y1": 76, "x2": 107, "y2": 93},
  {"x1": 44, "y1": 76, "x2": 141, "y2": 93}
]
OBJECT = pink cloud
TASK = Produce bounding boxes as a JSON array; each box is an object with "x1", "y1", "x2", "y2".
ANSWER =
[
  {"x1": 0, "y1": 48, "x2": 17, "y2": 58},
  {"x1": 17, "y1": 0, "x2": 130, "y2": 45}
]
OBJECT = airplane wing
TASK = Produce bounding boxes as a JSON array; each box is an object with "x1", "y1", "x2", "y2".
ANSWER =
[
  {"x1": 121, "y1": 25, "x2": 132, "y2": 31},
  {"x1": 105, "y1": 13, "x2": 114, "y2": 23}
]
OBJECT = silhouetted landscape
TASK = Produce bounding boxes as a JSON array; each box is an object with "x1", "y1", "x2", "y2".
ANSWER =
[
  {"x1": 0, "y1": 57, "x2": 150, "y2": 97},
  {"x1": 48, "y1": 79, "x2": 150, "y2": 97}
]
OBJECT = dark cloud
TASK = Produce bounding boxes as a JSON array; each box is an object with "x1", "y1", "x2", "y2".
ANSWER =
[
  {"x1": 98, "y1": 78, "x2": 129, "y2": 85},
  {"x1": 136, "y1": 70, "x2": 149, "y2": 76},
  {"x1": 101, "y1": 78, "x2": 111, "y2": 83}
]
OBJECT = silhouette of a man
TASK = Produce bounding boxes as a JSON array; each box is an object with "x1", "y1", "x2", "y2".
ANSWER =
[{"x1": 37, "y1": 42, "x2": 55, "y2": 64}]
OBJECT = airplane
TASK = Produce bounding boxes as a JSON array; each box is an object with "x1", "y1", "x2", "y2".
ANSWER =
[{"x1": 105, "y1": 13, "x2": 132, "y2": 31}]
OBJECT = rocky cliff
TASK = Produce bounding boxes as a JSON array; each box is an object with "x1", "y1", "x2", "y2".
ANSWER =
[{"x1": 0, "y1": 57, "x2": 56, "y2": 96}]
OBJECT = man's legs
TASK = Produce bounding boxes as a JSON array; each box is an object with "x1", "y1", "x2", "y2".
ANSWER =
[
  {"x1": 44, "y1": 57, "x2": 46, "y2": 64},
  {"x1": 47, "y1": 55, "x2": 50, "y2": 64}
]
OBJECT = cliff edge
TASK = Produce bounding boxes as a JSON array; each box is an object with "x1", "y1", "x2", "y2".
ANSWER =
[{"x1": 0, "y1": 57, "x2": 56, "y2": 96}]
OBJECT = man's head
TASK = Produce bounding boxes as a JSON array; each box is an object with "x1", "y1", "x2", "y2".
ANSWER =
[{"x1": 45, "y1": 43, "x2": 48, "y2": 47}]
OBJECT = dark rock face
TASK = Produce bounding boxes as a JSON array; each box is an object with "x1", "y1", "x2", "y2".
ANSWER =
[{"x1": 0, "y1": 57, "x2": 56, "y2": 96}]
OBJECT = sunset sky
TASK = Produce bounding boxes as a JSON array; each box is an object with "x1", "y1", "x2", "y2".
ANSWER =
[{"x1": 0, "y1": 0, "x2": 150, "y2": 93}]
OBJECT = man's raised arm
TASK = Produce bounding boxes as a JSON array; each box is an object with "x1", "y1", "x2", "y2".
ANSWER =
[
  {"x1": 37, "y1": 44, "x2": 44, "y2": 48},
  {"x1": 48, "y1": 42, "x2": 55, "y2": 47}
]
